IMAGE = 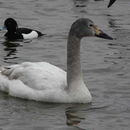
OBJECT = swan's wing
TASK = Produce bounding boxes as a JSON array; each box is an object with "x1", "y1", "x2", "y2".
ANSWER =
[{"x1": 0, "y1": 62, "x2": 67, "y2": 91}]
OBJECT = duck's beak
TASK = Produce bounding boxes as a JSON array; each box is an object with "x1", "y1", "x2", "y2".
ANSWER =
[
  {"x1": 0, "y1": 26, "x2": 6, "y2": 31},
  {"x1": 108, "y1": 0, "x2": 116, "y2": 8},
  {"x1": 93, "y1": 25, "x2": 113, "y2": 40}
]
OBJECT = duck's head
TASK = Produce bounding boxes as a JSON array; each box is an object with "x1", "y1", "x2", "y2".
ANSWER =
[
  {"x1": 4, "y1": 18, "x2": 18, "y2": 32},
  {"x1": 69, "y1": 18, "x2": 113, "y2": 40}
]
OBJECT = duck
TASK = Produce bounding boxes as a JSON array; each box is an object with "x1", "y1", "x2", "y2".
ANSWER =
[
  {"x1": 108, "y1": 0, "x2": 116, "y2": 8},
  {"x1": 0, "y1": 18, "x2": 113, "y2": 103},
  {"x1": 3, "y1": 18, "x2": 44, "y2": 41}
]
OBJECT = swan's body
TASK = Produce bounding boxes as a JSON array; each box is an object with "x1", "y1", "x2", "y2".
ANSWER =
[
  {"x1": 0, "y1": 62, "x2": 91, "y2": 103},
  {"x1": 0, "y1": 62, "x2": 67, "y2": 102},
  {"x1": 0, "y1": 18, "x2": 113, "y2": 103}
]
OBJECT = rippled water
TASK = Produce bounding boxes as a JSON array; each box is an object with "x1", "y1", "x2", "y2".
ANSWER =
[{"x1": 0, "y1": 0, "x2": 130, "y2": 130}]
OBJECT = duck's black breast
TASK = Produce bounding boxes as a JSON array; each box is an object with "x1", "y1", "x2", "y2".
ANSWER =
[{"x1": 4, "y1": 31, "x2": 23, "y2": 41}]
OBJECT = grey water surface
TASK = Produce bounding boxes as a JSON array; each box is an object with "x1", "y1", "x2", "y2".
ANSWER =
[{"x1": 0, "y1": 0, "x2": 130, "y2": 130}]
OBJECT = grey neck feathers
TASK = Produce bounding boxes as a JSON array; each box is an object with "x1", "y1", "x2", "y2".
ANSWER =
[{"x1": 67, "y1": 34, "x2": 84, "y2": 89}]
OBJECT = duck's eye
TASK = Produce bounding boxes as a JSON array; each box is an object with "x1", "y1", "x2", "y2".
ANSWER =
[{"x1": 89, "y1": 24, "x2": 93, "y2": 27}]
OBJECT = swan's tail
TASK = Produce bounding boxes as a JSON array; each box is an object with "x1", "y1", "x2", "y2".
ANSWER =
[
  {"x1": 0, "y1": 65, "x2": 5, "y2": 73},
  {"x1": 0, "y1": 65, "x2": 12, "y2": 76}
]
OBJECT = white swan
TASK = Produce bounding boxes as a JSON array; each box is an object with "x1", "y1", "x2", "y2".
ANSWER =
[{"x1": 0, "y1": 18, "x2": 113, "y2": 103}]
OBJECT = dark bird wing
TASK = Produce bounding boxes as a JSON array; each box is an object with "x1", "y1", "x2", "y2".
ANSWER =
[{"x1": 108, "y1": 0, "x2": 116, "y2": 8}]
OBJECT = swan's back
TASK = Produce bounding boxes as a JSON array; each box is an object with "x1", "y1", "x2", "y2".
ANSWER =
[{"x1": 0, "y1": 62, "x2": 67, "y2": 101}]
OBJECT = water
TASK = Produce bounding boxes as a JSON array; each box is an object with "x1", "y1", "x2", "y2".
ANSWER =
[{"x1": 0, "y1": 0, "x2": 130, "y2": 130}]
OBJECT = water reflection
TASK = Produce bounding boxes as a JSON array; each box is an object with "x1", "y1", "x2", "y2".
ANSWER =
[
  {"x1": 107, "y1": 15, "x2": 120, "y2": 29},
  {"x1": 1, "y1": 39, "x2": 32, "y2": 64},
  {"x1": 73, "y1": 0, "x2": 89, "y2": 7},
  {"x1": 66, "y1": 107, "x2": 84, "y2": 126},
  {"x1": 1, "y1": 41, "x2": 22, "y2": 63},
  {"x1": 108, "y1": 18, "x2": 117, "y2": 28},
  {"x1": 65, "y1": 104, "x2": 91, "y2": 130},
  {"x1": 72, "y1": 0, "x2": 89, "y2": 15},
  {"x1": 65, "y1": 102, "x2": 111, "y2": 130}
]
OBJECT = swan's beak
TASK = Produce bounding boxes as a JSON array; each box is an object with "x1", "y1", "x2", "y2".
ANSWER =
[
  {"x1": 108, "y1": 0, "x2": 116, "y2": 8},
  {"x1": 93, "y1": 25, "x2": 113, "y2": 40}
]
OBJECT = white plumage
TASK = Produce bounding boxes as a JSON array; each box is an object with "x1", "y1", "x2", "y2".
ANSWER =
[
  {"x1": 22, "y1": 31, "x2": 38, "y2": 39},
  {"x1": 0, "y1": 62, "x2": 70, "y2": 102},
  {"x1": 0, "y1": 18, "x2": 113, "y2": 103},
  {"x1": 0, "y1": 61, "x2": 92, "y2": 103}
]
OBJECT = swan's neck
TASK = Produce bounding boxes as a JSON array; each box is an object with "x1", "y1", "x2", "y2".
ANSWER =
[{"x1": 67, "y1": 34, "x2": 84, "y2": 90}]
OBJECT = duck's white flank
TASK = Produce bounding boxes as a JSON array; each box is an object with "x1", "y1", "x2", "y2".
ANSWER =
[{"x1": 22, "y1": 31, "x2": 38, "y2": 39}]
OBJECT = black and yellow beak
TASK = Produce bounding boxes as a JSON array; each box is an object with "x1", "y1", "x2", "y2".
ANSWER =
[
  {"x1": 108, "y1": 0, "x2": 116, "y2": 8},
  {"x1": 93, "y1": 25, "x2": 113, "y2": 40}
]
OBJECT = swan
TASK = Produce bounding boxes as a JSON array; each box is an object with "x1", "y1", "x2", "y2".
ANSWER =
[
  {"x1": 0, "y1": 18, "x2": 113, "y2": 103},
  {"x1": 2, "y1": 18, "x2": 44, "y2": 41}
]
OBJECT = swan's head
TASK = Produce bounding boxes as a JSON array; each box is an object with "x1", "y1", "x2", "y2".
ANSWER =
[
  {"x1": 4, "y1": 18, "x2": 18, "y2": 32},
  {"x1": 69, "y1": 18, "x2": 113, "y2": 40}
]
